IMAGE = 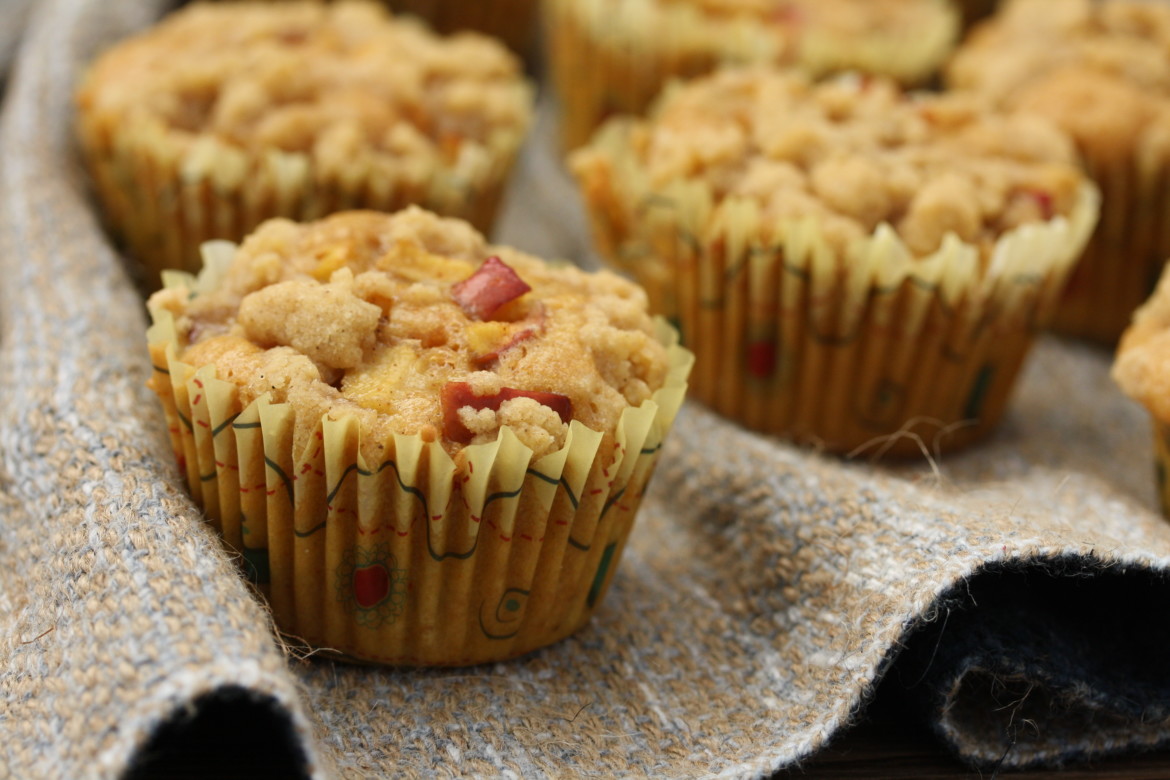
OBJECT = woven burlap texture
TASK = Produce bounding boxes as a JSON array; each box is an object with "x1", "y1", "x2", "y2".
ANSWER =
[{"x1": 4, "y1": 1, "x2": 1170, "y2": 778}]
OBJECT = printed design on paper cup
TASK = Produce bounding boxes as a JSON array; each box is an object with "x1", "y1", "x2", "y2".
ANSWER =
[
  {"x1": 479, "y1": 588, "x2": 529, "y2": 640},
  {"x1": 335, "y1": 543, "x2": 408, "y2": 628}
]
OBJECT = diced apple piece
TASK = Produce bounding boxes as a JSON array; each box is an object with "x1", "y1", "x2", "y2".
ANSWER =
[
  {"x1": 451, "y1": 256, "x2": 531, "y2": 321},
  {"x1": 441, "y1": 381, "x2": 572, "y2": 443},
  {"x1": 466, "y1": 321, "x2": 537, "y2": 368},
  {"x1": 465, "y1": 321, "x2": 511, "y2": 356},
  {"x1": 381, "y1": 240, "x2": 473, "y2": 284},
  {"x1": 340, "y1": 343, "x2": 420, "y2": 415}
]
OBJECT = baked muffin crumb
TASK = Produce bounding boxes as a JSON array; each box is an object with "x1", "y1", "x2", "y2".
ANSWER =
[{"x1": 154, "y1": 208, "x2": 669, "y2": 459}]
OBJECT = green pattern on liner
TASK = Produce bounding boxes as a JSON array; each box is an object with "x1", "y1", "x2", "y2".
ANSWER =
[
  {"x1": 525, "y1": 468, "x2": 580, "y2": 510},
  {"x1": 211, "y1": 412, "x2": 240, "y2": 438},
  {"x1": 263, "y1": 455, "x2": 295, "y2": 507},
  {"x1": 587, "y1": 543, "x2": 617, "y2": 609},
  {"x1": 964, "y1": 364, "x2": 996, "y2": 421}
]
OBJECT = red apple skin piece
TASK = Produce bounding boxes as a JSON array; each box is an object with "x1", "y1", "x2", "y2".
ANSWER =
[
  {"x1": 451, "y1": 256, "x2": 532, "y2": 321},
  {"x1": 1026, "y1": 189, "x2": 1055, "y2": 220},
  {"x1": 441, "y1": 382, "x2": 573, "y2": 443}
]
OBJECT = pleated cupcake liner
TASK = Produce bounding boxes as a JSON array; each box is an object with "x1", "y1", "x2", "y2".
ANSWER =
[
  {"x1": 575, "y1": 137, "x2": 1099, "y2": 456},
  {"x1": 78, "y1": 112, "x2": 528, "y2": 287},
  {"x1": 1050, "y1": 145, "x2": 1170, "y2": 343},
  {"x1": 543, "y1": 0, "x2": 958, "y2": 151},
  {"x1": 145, "y1": 246, "x2": 693, "y2": 666}
]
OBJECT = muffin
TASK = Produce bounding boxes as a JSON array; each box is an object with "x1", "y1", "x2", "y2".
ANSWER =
[
  {"x1": 948, "y1": 0, "x2": 1170, "y2": 343},
  {"x1": 571, "y1": 68, "x2": 1098, "y2": 457},
  {"x1": 543, "y1": 0, "x2": 960, "y2": 150},
  {"x1": 76, "y1": 1, "x2": 533, "y2": 286},
  {"x1": 1112, "y1": 261, "x2": 1170, "y2": 516},
  {"x1": 145, "y1": 207, "x2": 692, "y2": 666}
]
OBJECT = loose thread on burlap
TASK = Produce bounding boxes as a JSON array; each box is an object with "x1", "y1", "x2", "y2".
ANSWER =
[
  {"x1": 17, "y1": 626, "x2": 55, "y2": 645},
  {"x1": 987, "y1": 681, "x2": 1038, "y2": 779},
  {"x1": 847, "y1": 415, "x2": 978, "y2": 478}
]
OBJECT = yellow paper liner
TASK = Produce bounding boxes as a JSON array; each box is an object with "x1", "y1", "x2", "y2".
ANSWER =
[
  {"x1": 1050, "y1": 144, "x2": 1170, "y2": 344},
  {"x1": 77, "y1": 105, "x2": 527, "y2": 288},
  {"x1": 543, "y1": 0, "x2": 958, "y2": 151},
  {"x1": 574, "y1": 130, "x2": 1100, "y2": 457},
  {"x1": 146, "y1": 253, "x2": 693, "y2": 666}
]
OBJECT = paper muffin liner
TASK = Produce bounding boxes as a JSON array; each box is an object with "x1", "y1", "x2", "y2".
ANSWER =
[
  {"x1": 543, "y1": 0, "x2": 958, "y2": 150},
  {"x1": 77, "y1": 113, "x2": 526, "y2": 287},
  {"x1": 575, "y1": 141, "x2": 1099, "y2": 457},
  {"x1": 1050, "y1": 146, "x2": 1170, "y2": 343},
  {"x1": 145, "y1": 249, "x2": 693, "y2": 666}
]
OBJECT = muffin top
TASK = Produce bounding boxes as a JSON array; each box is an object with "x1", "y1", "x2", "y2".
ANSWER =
[
  {"x1": 571, "y1": 68, "x2": 1086, "y2": 260},
  {"x1": 148, "y1": 208, "x2": 671, "y2": 460},
  {"x1": 659, "y1": 0, "x2": 944, "y2": 30},
  {"x1": 1113, "y1": 266, "x2": 1170, "y2": 421},
  {"x1": 948, "y1": 0, "x2": 1170, "y2": 162},
  {"x1": 76, "y1": 1, "x2": 532, "y2": 182},
  {"x1": 566, "y1": 0, "x2": 957, "y2": 84}
]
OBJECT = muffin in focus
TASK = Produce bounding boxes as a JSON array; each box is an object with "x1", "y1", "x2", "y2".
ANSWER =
[
  {"x1": 543, "y1": 0, "x2": 960, "y2": 150},
  {"x1": 146, "y1": 207, "x2": 691, "y2": 666},
  {"x1": 1112, "y1": 261, "x2": 1170, "y2": 517},
  {"x1": 77, "y1": 1, "x2": 533, "y2": 286},
  {"x1": 948, "y1": 0, "x2": 1170, "y2": 343},
  {"x1": 571, "y1": 67, "x2": 1098, "y2": 457}
]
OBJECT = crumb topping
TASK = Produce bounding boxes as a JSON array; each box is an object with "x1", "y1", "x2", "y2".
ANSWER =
[
  {"x1": 150, "y1": 208, "x2": 670, "y2": 459},
  {"x1": 948, "y1": 0, "x2": 1170, "y2": 162},
  {"x1": 563, "y1": 0, "x2": 957, "y2": 85},
  {"x1": 77, "y1": 1, "x2": 531, "y2": 177},
  {"x1": 572, "y1": 68, "x2": 1084, "y2": 259}
]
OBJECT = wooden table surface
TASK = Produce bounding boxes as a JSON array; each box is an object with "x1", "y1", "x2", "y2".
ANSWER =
[{"x1": 124, "y1": 688, "x2": 1170, "y2": 779}]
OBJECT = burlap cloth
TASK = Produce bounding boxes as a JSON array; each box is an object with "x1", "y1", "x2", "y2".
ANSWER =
[{"x1": 6, "y1": 1, "x2": 1170, "y2": 778}]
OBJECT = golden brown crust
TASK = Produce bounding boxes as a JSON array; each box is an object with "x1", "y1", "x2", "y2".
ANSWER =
[
  {"x1": 150, "y1": 208, "x2": 670, "y2": 459},
  {"x1": 948, "y1": 0, "x2": 1170, "y2": 163},
  {"x1": 572, "y1": 68, "x2": 1085, "y2": 261},
  {"x1": 77, "y1": 1, "x2": 531, "y2": 167}
]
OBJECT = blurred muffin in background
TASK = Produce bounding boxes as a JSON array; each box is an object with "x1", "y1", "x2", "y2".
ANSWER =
[
  {"x1": 544, "y1": 0, "x2": 960, "y2": 150},
  {"x1": 76, "y1": 1, "x2": 533, "y2": 286},
  {"x1": 949, "y1": 0, "x2": 1170, "y2": 343}
]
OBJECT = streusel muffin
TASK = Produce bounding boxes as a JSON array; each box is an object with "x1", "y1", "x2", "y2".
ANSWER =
[
  {"x1": 146, "y1": 207, "x2": 691, "y2": 665},
  {"x1": 544, "y1": 0, "x2": 960, "y2": 149},
  {"x1": 949, "y1": 0, "x2": 1170, "y2": 342},
  {"x1": 77, "y1": 1, "x2": 533, "y2": 286},
  {"x1": 572, "y1": 68, "x2": 1097, "y2": 456},
  {"x1": 1112, "y1": 261, "x2": 1170, "y2": 516}
]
